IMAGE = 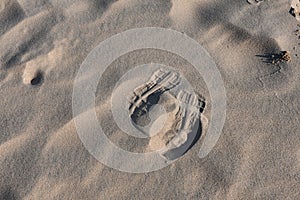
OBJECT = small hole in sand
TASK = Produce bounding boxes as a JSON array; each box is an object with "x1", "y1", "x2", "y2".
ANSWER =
[{"x1": 30, "y1": 72, "x2": 43, "y2": 86}]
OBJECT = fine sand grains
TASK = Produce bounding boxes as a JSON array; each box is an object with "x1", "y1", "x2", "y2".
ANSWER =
[{"x1": 0, "y1": 0, "x2": 300, "y2": 199}]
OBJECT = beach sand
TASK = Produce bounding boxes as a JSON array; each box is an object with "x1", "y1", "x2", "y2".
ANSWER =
[{"x1": 0, "y1": 0, "x2": 300, "y2": 199}]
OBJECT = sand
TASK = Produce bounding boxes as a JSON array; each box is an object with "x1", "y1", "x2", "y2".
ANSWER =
[{"x1": 0, "y1": 0, "x2": 300, "y2": 199}]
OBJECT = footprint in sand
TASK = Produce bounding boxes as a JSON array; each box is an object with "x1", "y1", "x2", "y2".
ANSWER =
[
  {"x1": 128, "y1": 68, "x2": 181, "y2": 125},
  {"x1": 126, "y1": 68, "x2": 206, "y2": 160},
  {"x1": 149, "y1": 89, "x2": 205, "y2": 160}
]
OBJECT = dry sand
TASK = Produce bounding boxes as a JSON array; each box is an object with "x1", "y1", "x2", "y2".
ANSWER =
[{"x1": 1, "y1": 0, "x2": 300, "y2": 199}]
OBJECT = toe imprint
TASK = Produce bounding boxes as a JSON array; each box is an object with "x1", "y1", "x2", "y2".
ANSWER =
[{"x1": 128, "y1": 69, "x2": 181, "y2": 119}]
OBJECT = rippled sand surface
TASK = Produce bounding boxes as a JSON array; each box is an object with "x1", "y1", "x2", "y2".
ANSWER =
[{"x1": 0, "y1": 0, "x2": 300, "y2": 199}]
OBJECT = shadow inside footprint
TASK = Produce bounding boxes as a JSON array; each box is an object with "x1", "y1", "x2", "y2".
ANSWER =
[
  {"x1": 199, "y1": 101, "x2": 206, "y2": 113},
  {"x1": 130, "y1": 91, "x2": 162, "y2": 127},
  {"x1": 163, "y1": 121, "x2": 203, "y2": 160},
  {"x1": 129, "y1": 68, "x2": 181, "y2": 127},
  {"x1": 160, "y1": 90, "x2": 206, "y2": 160}
]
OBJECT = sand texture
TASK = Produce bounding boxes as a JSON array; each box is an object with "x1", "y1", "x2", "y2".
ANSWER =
[{"x1": 1, "y1": 0, "x2": 300, "y2": 199}]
